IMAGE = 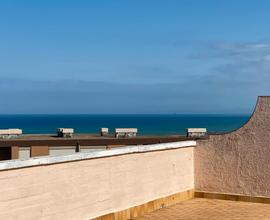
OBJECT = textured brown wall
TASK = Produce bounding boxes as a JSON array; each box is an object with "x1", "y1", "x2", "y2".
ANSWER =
[
  {"x1": 11, "y1": 146, "x2": 19, "y2": 159},
  {"x1": 195, "y1": 96, "x2": 270, "y2": 197},
  {"x1": 30, "y1": 146, "x2": 49, "y2": 157}
]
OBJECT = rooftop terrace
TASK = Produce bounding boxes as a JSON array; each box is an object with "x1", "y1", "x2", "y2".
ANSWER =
[
  {"x1": 0, "y1": 96, "x2": 269, "y2": 220},
  {"x1": 136, "y1": 198, "x2": 270, "y2": 220}
]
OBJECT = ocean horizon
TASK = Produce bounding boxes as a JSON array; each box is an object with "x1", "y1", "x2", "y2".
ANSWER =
[{"x1": 0, "y1": 114, "x2": 250, "y2": 135}]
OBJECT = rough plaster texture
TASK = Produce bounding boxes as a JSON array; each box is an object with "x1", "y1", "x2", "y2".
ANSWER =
[
  {"x1": 195, "y1": 96, "x2": 270, "y2": 197},
  {"x1": 0, "y1": 146, "x2": 194, "y2": 220}
]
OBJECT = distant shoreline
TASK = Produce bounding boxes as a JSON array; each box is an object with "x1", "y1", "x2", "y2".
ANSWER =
[{"x1": 0, "y1": 114, "x2": 250, "y2": 135}]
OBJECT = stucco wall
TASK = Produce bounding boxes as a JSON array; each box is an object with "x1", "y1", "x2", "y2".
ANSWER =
[
  {"x1": 0, "y1": 145, "x2": 194, "y2": 220},
  {"x1": 195, "y1": 96, "x2": 270, "y2": 197}
]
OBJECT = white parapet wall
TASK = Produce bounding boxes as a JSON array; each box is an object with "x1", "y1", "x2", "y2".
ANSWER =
[{"x1": 0, "y1": 140, "x2": 196, "y2": 220}]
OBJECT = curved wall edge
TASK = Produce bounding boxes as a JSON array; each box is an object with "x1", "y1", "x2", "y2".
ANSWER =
[
  {"x1": 195, "y1": 96, "x2": 270, "y2": 197},
  {"x1": 210, "y1": 96, "x2": 270, "y2": 136}
]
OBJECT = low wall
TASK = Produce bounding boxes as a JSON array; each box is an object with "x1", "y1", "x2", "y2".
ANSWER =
[
  {"x1": 3, "y1": 97, "x2": 270, "y2": 219},
  {"x1": 0, "y1": 141, "x2": 195, "y2": 220},
  {"x1": 195, "y1": 96, "x2": 270, "y2": 197}
]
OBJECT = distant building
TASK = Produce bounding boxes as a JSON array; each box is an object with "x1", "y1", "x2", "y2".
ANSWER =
[
  {"x1": 57, "y1": 128, "x2": 74, "y2": 138},
  {"x1": 186, "y1": 128, "x2": 207, "y2": 137},
  {"x1": 0, "y1": 129, "x2": 22, "y2": 139},
  {"x1": 100, "y1": 128, "x2": 109, "y2": 136},
  {"x1": 115, "y1": 128, "x2": 138, "y2": 138}
]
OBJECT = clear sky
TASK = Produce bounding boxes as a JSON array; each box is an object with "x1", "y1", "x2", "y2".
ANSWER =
[{"x1": 1, "y1": 0, "x2": 270, "y2": 114}]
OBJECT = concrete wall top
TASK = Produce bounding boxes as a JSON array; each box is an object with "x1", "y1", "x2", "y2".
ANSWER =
[{"x1": 0, "y1": 140, "x2": 196, "y2": 171}]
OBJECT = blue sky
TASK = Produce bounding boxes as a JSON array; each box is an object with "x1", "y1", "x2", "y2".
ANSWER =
[{"x1": 1, "y1": 0, "x2": 270, "y2": 114}]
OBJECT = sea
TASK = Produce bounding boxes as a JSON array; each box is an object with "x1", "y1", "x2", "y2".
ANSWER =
[{"x1": 0, "y1": 114, "x2": 250, "y2": 135}]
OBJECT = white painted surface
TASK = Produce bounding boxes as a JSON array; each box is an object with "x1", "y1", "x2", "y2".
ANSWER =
[
  {"x1": 18, "y1": 147, "x2": 30, "y2": 160},
  {"x1": 49, "y1": 146, "x2": 76, "y2": 156},
  {"x1": 101, "y1": 128, "x2": 109, "y2": 132},
  {"x1": 57, "y1": 128, "x2": 74, "y2": 133},
  {"x1": 115, "y1": 128, "x2": 138, "y2": 133},
  {"x1": 187, "y1": 128, "x2": 207, "y2": 133},
  {"x1": 80, "y1": 146, "x2": 106, "y2": 153},
  {"x1": 0, "y1": 129, "x2": 22, "y2": 135}
]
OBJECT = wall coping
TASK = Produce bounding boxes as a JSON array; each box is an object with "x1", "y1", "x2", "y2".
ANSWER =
[{"x1": 0, "y1": 140, "x2": 196, "y2": 171}]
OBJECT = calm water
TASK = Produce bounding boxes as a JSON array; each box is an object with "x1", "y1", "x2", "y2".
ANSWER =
[{"x1": 0, "y1": 115, "x2": 250, "y2": 135}]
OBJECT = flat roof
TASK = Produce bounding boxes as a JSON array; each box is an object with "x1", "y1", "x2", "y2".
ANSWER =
[{"x1": 0, "y1": 134, "x2": 201, "y2": 147}]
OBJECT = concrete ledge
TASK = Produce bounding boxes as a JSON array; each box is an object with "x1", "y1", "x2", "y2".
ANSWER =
[
  {"x1": 195, "y1": 191, "x2": 270, "y2": 204},
  {"x1": 92, "y1": 189, "x2": 194, "y2": 220},
  {"x1": 0, "y1": 140, "x2": 196, "y2": 171}
]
